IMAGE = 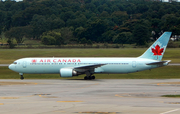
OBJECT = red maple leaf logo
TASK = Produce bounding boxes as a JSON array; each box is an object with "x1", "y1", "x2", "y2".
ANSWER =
[
  {"x1": 151, "y1": 45, "x2": 164, "y2": 56},
  {"x1": 32, "y1": 59, "x2": 37, "y2": 63}
]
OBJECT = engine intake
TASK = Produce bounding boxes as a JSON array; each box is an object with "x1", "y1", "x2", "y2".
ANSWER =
[{"x1": 60, "y1": 68, "x2": 78, "y2": 77}]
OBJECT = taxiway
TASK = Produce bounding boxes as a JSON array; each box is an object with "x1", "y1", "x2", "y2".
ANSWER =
[{"x1": 0, "y1": 79, "x2": 180, "y2": 114}]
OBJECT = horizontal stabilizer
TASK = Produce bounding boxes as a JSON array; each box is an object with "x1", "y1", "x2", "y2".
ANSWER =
[{"x1": 146, "y1": 60, "x2": 171, "y2": 65}]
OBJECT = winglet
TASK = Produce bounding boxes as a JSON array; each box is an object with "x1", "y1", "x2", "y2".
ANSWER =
[{"x1": 139, "y1": 32, "x2": 172, "y2": 60}]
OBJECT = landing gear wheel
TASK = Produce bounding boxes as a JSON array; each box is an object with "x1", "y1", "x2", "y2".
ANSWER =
[
  {"x1": 84, "y1": 76, "x2": 95, "y2": 80},
  {"x1": 92, "y1": 76, "x2": 95, "y2": 80},
  {"x1": 20, "y1": 75, "x2": 24, "y2": 80},
  {"x1": 84, "y1": 76, "x2": 87, "y2": 80},
  {"x1": 88, "y1": 76, "x2": 92, "y2": 80}
]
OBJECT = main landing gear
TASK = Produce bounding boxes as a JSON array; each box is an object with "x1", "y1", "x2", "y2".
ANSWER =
[
  {"x1": 84, "y1": 75, "x2": 95, "y2": 80},
  {"x1": 19, "y1": 73, "x2": 24, "y2": 80},
  {"x1": 84, "y1": 71, "x2": 95, "y2": 80}
]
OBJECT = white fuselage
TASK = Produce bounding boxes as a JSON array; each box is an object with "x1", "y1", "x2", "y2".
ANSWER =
[{"x1": 9, "y1": 57, "x2": 166, "y2": 75}]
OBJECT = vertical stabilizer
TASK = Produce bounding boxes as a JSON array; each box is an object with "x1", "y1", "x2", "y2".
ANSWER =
[{"x1": 139, "y1": 32, "x2": 172, "y2": 60}]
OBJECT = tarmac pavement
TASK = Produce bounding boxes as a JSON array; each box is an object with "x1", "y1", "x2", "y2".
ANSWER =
[{"x1": 0, "y1": 79, "x2": 180, "y2": 114}]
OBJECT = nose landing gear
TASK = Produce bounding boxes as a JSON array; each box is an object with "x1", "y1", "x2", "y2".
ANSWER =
[
  {"x1": 19, "y1": 73, "x2": 24, "y2": 80},
  {"x1": 20, "y1": 75, "x2": 24, "y2": 80}
]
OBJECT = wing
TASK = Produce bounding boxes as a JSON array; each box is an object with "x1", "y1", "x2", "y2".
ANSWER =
[{"x1": 74, "y1": 64, "x2": 106, "y2": 73}]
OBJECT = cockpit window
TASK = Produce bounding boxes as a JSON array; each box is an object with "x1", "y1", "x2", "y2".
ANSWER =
[{"x1": 13, "y1": 62, "x2": 17, "y2": 64}]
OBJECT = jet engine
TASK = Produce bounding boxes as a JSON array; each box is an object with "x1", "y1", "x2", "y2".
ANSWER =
[{"x1": 60, "y1": 68, "x2": 78, "y2": 77}]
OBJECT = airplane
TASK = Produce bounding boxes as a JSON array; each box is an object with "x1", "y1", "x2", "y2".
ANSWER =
[{"x1": 9, "y1": 32, "x2": 172, "y2": 80}]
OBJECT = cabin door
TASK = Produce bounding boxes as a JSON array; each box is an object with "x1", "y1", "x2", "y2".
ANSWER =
[
  {"x1": 22, "y1": 61, "x2": 27, "y2": 68},
  {"x1": 132, "y1": 61, "x2": 136, "y2": 68}
]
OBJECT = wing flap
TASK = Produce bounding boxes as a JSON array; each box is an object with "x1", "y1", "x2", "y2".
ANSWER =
[{"x1": 73, "y1": 64, "x2": 105, "y2": 73}]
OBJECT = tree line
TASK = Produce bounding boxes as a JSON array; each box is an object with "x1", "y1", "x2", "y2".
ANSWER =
[{"x1": 0, "y1": 0, "x2": 180, "y2": 47}]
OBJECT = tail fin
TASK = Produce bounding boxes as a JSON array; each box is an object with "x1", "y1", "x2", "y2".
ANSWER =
[{"x1": 138, "y1": 32, "x2": 172, "y2": 60}]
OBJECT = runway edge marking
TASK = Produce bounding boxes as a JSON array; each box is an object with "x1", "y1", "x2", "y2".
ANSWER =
[{"x1": 160, "y1": 109, "x2": 179, "y2": 114}]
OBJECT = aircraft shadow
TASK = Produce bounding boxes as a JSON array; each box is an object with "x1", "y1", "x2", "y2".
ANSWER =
[{"x1": 63, "y1": 79, "x2": 101, "y2": 81}]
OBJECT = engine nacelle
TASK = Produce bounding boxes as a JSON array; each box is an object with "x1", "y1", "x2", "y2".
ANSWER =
[{"x1": 60, "y1": 68, "x2": 78, "y2": 77}]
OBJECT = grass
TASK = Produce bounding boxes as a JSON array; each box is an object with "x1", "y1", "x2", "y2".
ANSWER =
[
  {"x1": 161, "y1": 95, "x2": 180, "y2": 98},
  {"x1": 1, "y1": 66, "x2": 180, "y2": 79},
  {"x1": 0, "y1": 48, "x2": 180, "y2": 64}
]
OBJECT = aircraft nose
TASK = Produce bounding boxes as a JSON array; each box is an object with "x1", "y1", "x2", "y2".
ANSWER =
[{"x1": 8, "y1": 64, "x2": 14, "y2": 70}]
